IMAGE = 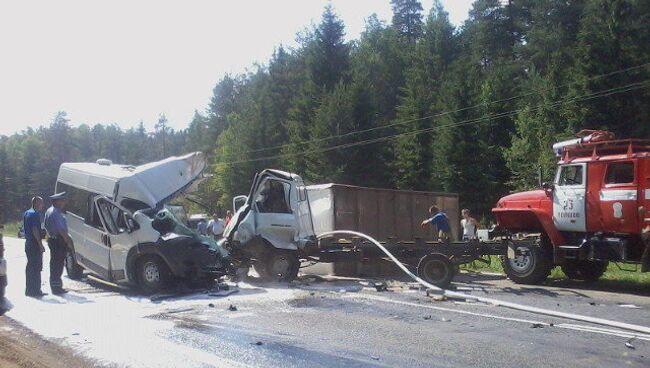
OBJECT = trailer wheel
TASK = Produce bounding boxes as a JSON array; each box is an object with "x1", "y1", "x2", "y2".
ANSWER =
[
  {"x1": 501, "y1": 236, "x2": 553, "y2": 285},
  {"x1": 137, "y1": 255, "x2": 171, "y2": 295},
  {"x1": 417, "y1": 253, "x2": 455, "y2": 289},
  {"x1": 65, "y1": 247, "x2": 84, "y2": 281},
  {"x1": 561, "y1": 260, "x2": 608, "y2": 282}
]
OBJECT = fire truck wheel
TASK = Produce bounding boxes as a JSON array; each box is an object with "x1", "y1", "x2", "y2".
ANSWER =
[
  {"x1": 561, "y1": 260, "x2": 608, "y2": 282},
  {"x1": 501, "y1": 237, "x2": 553, "y2": 285},
  {"x1": 417, "y1": 253, "x2": 455, "y2": 289}
]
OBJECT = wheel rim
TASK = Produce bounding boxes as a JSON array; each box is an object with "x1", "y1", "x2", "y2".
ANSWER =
[
  {"x1": 509, "y1": 247, "x2": 534, "y2": 273},
  {"x1": 143, "y1": 262, "x2": 160, "y2": 283},
  {"x1": 269, "y1": 255, "x2": 291, "y2": 278},
  {"x1": 422, "y1": 260, "x2": 449, "y2": 284}
]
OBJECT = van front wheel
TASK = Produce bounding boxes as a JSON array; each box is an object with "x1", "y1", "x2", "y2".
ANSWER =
[{"x1": 137, "y1": 256, "x2": 170, "y2": 295}]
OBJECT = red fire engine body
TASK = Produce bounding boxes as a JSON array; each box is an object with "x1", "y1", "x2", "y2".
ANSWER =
[{"x1": 492, "y1": 130, "x2": 650, "y2": 284}]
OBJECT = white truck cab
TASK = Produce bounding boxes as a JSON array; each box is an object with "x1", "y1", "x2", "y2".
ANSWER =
[
  {"x1": 223, "y1": 169, "x2": 315, "y2": 281},
  {"x1": 56, "y1": 152, "x2": 231, "y2": 294}
]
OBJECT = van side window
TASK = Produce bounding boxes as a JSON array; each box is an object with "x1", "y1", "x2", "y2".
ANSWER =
[
  {"x1": 56, "y1": 182, "x2": 93, "y2": 219},
  {"x1": 256, "y1": 179, "x2": 291, "y2": 214},
  {"x1": 605, "y1": 162, "x2": 634, "y2": 184},
  {"x1": 557, "y1": 165, "x2": 583, "y2": 186},
  {"x1": 96, "y1": 199, "x2": 128, "y2": 234}
]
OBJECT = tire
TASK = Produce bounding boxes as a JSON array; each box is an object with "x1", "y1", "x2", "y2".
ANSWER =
[
  {"x1": 561, "y1": 260, "x2": 608, "y2": 282},
  {"x1": 501, "y1": 236, "x2": 553, "y2": 285},
  {"x1": 256, "y1": 249, "x2": 300, "y2": 282},
  {"x1": 417, "y1": 253, "x2": 455, "y2": 289},
  {"x1": 137, "y1": 255, "x2": 171, "y2": 295},
  {"x1": 65, "y1": 248, "x2": 84, "y2": 280}
]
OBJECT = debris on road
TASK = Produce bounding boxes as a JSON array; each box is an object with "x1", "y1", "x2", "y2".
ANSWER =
[
  {"x1": 625, "y1": 337, "x2": 636, "y2": 350},
  {"x1": 228, "y1": 304, "x2": 238, "y2": 311},
  {"x1": 373, "y1": 282, "x2": 388, "y2": 292},
  {"x1": 530, "y1": 323, "x2": 544, "y2": 329},
  {"x1": 618, "y1": 304, "x2": 641, "y2": 309}
]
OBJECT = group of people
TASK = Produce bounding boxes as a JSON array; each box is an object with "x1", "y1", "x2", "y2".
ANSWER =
[
  {"x1": 23, "y1": 192, "x2": 70, "y2": 298},
  {"x1": 196, "y1": 210, "x2": 232, "y2": 240},
  {"x1": 420, "y1": 206, "x2": 479, "y2": 242}
]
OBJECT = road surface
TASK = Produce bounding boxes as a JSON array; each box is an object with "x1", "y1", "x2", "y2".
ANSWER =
[{"x1": 1, "y1": 236, "x2": 649, "y2": 367}]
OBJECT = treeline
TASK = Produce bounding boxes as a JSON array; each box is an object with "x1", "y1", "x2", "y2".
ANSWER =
[{"x1": 2, "y1": 0, "x2": 650, "y2": 224}]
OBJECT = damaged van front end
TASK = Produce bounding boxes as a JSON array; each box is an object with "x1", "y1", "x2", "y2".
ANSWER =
[{"x1": 58, "y1": 152, "x2": 235, "y2": 294}]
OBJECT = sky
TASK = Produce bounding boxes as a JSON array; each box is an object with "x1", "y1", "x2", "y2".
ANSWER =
[{"x1": 0, "y1": 0, "x2": 474, "y2": 136}]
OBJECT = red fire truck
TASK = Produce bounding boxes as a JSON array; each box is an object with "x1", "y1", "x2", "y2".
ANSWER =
[{"x1": 493, "y1": 130, "x2": 650, "y2": 284}]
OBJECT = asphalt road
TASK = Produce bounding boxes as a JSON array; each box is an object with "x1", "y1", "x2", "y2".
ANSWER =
[{"x1": 1, "y1": 236, "x2": 649, "y2": 367}]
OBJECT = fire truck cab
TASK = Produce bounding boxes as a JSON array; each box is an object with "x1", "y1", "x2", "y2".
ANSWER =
[{"x1": 493, "y1": 130, "x2": 650, "y2": 284}]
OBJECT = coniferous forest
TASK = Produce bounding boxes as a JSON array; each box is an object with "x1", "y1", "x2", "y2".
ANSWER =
[{"x1": 1, "y1": 0, "x2": 649, "y2": 223}]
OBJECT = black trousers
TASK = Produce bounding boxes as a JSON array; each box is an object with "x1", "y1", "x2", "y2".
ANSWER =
[
  {"x1": 47, "y1": 238, "x2": 66, "y2": 291},
  {"x1": 25, "y1": 242, "x2": 43, "y2": 294}
]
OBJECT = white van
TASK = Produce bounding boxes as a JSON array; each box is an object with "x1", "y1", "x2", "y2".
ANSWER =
[{"x1": 56, "y1": 152, "x2": 232, "y2": 294}]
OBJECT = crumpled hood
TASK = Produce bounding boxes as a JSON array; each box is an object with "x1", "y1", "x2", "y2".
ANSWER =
[{"x1": 118, "y1": 152, "x2": 207, "y2": 209}]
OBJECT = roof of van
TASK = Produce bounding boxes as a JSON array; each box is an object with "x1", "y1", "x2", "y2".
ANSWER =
[{"x1": 57, "y1": 152, "x2": 207, "y2": 209}]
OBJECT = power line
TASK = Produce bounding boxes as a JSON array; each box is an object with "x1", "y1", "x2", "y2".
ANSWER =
[
  {"x1": 216, "y1": 78, "x2": 650, "y2": 166},
  {"x1": 240, "y1": 61, "x2": 650, "y2": 155}
]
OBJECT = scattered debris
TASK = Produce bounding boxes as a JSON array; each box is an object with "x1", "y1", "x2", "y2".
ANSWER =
[
  {"x1": 208, "y1": 303, "x2": 215, "y2": 308},
  {"x1": 424, "y1": 315, "x2": 432, "y2": 320},
  {"x1": 373, "y1": 282, "x2": 388, "y2": 292},
  {"x1": 441, "y1": 317, "x2": 451, "y2": 322},
  {"x1": 71, "y1": 332, "x2": 80, "y2": 336},
  {"x1": 309, "y1": 292, "x2": 315, "y2": 296},
  {"x1": 338, "y1": 289, "x2": 347, "y2": 293},
  {"x1": 588, "y1": 302, "x2": 596, "y2": 306},
  {"x1": 625, "y1": 337, "x2": 636, "y2": 350},
  {"x1": 371, "y1": 356, "x2": 380, "y2": 361},
  {"x1": 251, "y1": 341, "x2": 263, "y2": 346},
  {"x1": 530, "y1": 323, "x2": 544, "y2": 329},
  {"x1": 228, "y1": 304, "x2": 238, "y2": 311}
]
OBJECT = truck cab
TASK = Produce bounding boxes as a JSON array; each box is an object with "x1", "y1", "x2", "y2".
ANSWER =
[
  {"x1": 493, "y1": 130, "x2": 650, "y2": 284},
  {"x1": 223, "y1": 169, "x2": 315, "y2": 281}
]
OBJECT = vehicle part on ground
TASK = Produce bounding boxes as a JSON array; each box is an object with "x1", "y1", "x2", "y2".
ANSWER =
[
  {"x1": 319, "y1": 230, "x2": 650, "y2": 335},
  {"x1": 137, "y1": 255, "x2": 171, "y2": 295},
  {"x1": 265, "y1": 250, "x2": 300, "y2": 282},
  {"x1": 417, "y1": 253, "x2": 455, "y2": 288},
  {"x1": 501, "y1": 237, "x2": 553, "y2": 284},
  {"x1": 64, "y1": 247, "x2": 84, "y2": 280},
  {"x1": 561, "y1": 260, "x2": 608, "y2": 281}
]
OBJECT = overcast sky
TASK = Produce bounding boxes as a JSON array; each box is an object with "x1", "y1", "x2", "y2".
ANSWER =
[{"x1": 0, "y1": 0, "x2": 473, "y2": 136}]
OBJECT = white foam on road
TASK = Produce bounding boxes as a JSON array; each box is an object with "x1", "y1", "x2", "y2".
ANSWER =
[{"x1": 1, "y1": 237, "x2": 294, "y2": 367}]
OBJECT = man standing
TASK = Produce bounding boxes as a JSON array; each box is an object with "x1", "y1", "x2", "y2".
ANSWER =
[
  {"x1": 23, "y1": 196, "x2": 46, "y2": 297},
  {"x1": 420, "y1": 205, "x2": 451, "y2": 242},
  {"x1": 44, "y1": 192, "x2": 70, "y2": 295},
  {"x1": 207, "y1": 213, "x2": 225, "y2": 241}
]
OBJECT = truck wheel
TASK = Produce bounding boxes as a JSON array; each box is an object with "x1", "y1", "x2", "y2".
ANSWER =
[
  {"x1": 257, "y1": 250, "x2": 300, "y2": 282},
  {"x1": 137, "y1": 255, "x2": 171, "y2": 295},
  {"x1": 65, "y1": 248, "x2": 84, "y2": 280},
  {"x1": 501, "y1": 237, "x2": 553, "y2": 285},
  {"x1": 417, "y1": 253, "x2": 455, "y2": 289},
  {"x1": 561, "y1": 260, "x2": 608, "y2": 282}
]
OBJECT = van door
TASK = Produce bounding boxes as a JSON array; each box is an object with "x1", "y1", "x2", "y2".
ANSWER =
[
  {"x1": 80, "y1": 197, "x2": 112, "y2": 280},
  {"x1": 553, "y1": 163, "x2": 587, "y2": 232},
  {"x1": 95, "y1": 197, "x2": 137, "y2": 282},
  {"x1": 253, "y1": 177, "x2": 297, "y2": 250},
  {"x1": 599, "y1": 161, "x2": 639, "y2": 234}
]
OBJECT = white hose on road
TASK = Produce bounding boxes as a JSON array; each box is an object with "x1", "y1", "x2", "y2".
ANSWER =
[{"x1": 318, "y1": 230, "x2": 650, "y2": 336}]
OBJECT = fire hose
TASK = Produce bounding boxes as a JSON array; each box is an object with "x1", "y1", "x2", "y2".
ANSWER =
[{"x1": 318, "y1": 230, "x2": 650, "y2": 336}]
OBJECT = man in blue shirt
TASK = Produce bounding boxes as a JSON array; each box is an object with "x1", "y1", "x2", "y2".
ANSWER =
[
  {"x1": 44, "y1": 192, "x2": 71, "y2": 295},
  {"x1": 23, "y1": 196, "x2": 46, "y2": 297},
  {"x1": 420, "y1": 205, "x2": 451, "y2": 242}
]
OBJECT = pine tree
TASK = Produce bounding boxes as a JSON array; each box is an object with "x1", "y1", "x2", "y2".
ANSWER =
[{"x1": 390, "y1": 0, "x2": 424, "y2": 44}]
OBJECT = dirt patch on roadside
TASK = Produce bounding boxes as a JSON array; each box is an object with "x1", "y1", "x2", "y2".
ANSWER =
[{"x1": 0, "y1": 316, "x2": 100, "y2": 368}]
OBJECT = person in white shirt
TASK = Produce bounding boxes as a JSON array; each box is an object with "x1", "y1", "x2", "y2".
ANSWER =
[
  {"x1": 207, "y1": 213, "x2": 225, "y2": 240},
  {"x1": 461, "y1": 209, "x2": 479, "y2": 241}
]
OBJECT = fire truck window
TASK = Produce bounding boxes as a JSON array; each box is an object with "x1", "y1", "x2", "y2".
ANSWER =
[
  {"x1": 605, "y1": 162, "x2": 634, "y2": 184},
  {"x1": 558, "y1": 165, "x2": 583, "y2": 186}
]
